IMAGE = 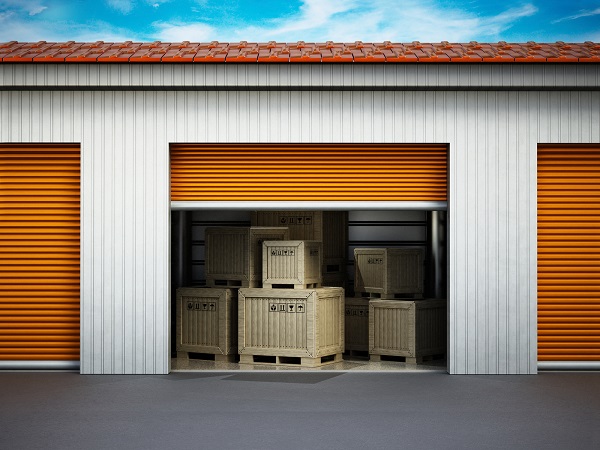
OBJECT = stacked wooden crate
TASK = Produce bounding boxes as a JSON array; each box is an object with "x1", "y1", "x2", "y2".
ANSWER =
[
  {"x1": 205, "y1": 226, "x2": 289, "y2": 288},
  {"x1": 252, "y1": 211, "x2": 348, "y2": 288},
  {"x1": 177, "y1": 226, "x2": 288, "y2": 362},
  {"x1": 353, "y1": 246, "x2": 446, "y2": 364},
  {"x1": 238, "y1": 236, "x2": 345, "y2": 367},
  {"x1": 262, "y1": 240, "x2": 321, "y2": 289},
  {"x1": 354, "y1": 248, "x2": 424, "y2": 299}
]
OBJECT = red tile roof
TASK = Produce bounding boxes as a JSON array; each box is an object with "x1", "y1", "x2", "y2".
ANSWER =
[{"x1": 1, "y1": 41, "x2": 599, "y2": 63}]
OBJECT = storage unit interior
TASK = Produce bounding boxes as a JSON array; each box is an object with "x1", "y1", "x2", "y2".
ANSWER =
[{"x1": 170, "y1": 209, "x2": 448, "y2": 371}]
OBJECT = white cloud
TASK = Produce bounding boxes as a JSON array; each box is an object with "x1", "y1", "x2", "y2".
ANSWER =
[
  {"x1": 552, "y1": 7, "x2": 600, "y2": 24},
  {"x1": 0, "y1": 0, "x2": 47, "y2": 16},
  {"x1": 153, "y1": 21, "x2": 215, "y2": 42},
  {"x1": 0, "y1": 14, "x2": 140, "y2": 42},
  {"x1": 107, "y1": 0, "x2": 135, "y2": 14},
  {"x1": 183, "y1": 0, "x2": 538, "y2": 43}
]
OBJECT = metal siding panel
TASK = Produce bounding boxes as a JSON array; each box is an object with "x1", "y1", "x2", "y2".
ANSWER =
[
  {"x1": 517, "y1": 92, "x2": 535, "y2": 374},
  {"x1": 122, "y1": 93, "x2": 136, "y2": 374},
  {"x1": 495, "y1": 93, "x2": 509, "y2": 374},
  {"x1": 451, "y1": 91, "x2": 469, "y2": 374},
  {"x1": 80, "y1": 91, "x2": 94, "y2": 374},
  {"x1": 110, "y1": 92, "x2": 124, "y2": 374},
  {"x1": 486, "y1": 92, "x2": 499, "y2": 374},
  {"x1": 2, "y1": 70, "x2": 598, "y2": 374},
  {"x1": 0, "y1": 63, "x2": 597, "y2": 88},
  {"x1": 465, "y1": 92, "x2": 478, "y2": 374},
  {"x1": 475, "y1": 92, "x2": 489, "y2": 373}
]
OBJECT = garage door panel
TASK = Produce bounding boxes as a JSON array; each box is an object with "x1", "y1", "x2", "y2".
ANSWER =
[
  {"x1": 171, "y1": 144, "x2": 448, "y2": 202},
  {"x1": 0, "y1": 145, "x2": 80, "y2": 362},
  {"x1": 538, "y1": 144, "x2": 600, "y2": 362}
]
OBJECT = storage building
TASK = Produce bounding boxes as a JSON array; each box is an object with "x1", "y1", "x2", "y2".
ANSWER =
[{"x1": 0, "y1": 40, "x2": 599, "y2": 374}]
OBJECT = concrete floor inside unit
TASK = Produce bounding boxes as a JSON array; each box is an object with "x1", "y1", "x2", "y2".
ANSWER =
[
  {"x1": 171, "y1": 354, "x2": 448, "y2": 372},
  {"x1": 1, "y1": 371, "x2": 599, "y2": 449}
]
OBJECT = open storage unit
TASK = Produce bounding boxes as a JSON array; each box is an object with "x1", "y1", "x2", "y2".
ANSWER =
[{"x1": 170, "y1": 208, "x2": 448, "y2": 371}]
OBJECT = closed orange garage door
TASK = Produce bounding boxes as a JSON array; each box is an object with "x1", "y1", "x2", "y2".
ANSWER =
[
  {"x1": 0, "y1": 144, "x2": 80, "y2": 362},
  {"x1": 538, "y1": 145, "x2": 600, "y2": 361},
  {"x1": 170, "y1": 144, "x2": 447, "y2": 202}
]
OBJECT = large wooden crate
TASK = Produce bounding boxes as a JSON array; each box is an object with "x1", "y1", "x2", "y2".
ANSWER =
[
  {"x1": 369, "y1": 299, "x2": 446, "y2": 364},
  {"x1": 176, "y1": 287, "x2": 238, "y2": 360},
  {"x1": 251, "y1": 210, "x2": 348, "y2": 277},
  {"x1": 262, "y1": 240, "x2": 322, "y2": 289},
  {"x1": 205, "y1": 226, "x2": 288, "y2": 288},
  {"x1": 344, "y1": 297, "x2": 370, "y2": 353},
  {"x1": 354, "y1": 248, "x2": 424, "y2": 298},
  {"x1": 238, "y1": 287, "x2": 345, "y2": 367}
]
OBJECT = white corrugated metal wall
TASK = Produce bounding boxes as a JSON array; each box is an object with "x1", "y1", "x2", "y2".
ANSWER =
[{"x1": 1, "y1": 64, "x2": 599, "y2": 374}]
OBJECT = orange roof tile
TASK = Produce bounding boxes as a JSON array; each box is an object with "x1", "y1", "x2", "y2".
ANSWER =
[{"x1": 0, "y1": 41, "x2": 599, "y2": 63}]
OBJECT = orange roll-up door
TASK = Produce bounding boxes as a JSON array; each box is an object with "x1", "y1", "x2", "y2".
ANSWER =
[
  {"x1": 170, "y1": 144, "x2": 447, "y2": 201},
  {"x1": 0, "y1": 144, "x2": 80, "y2": 361},
  {"x1": 538, "y1": 145, "x2": 600, "y2": 361}
]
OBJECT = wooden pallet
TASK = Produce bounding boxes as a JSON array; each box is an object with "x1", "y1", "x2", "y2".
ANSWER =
[
  {"x1": 343, "y1": 349, "x2": 369, "y2": 359},
  {"x1": 358, "y1": 291, "x2": 424, "y2": 300},
  {"x1": 205, "y1": 278, "x2": 256, "y2": 288},
  {"x1": 239, "y1": 353, "x2": 343, "y2": 368},
  {"x1": 370, "y1": 353, "x2": 445, "y2": 364},
  {"x1": 177, "y1": 351, "x2": 238, "y2": 363},
  {"x1": 262, "y1": 282, "x2": 321, "y2": 289}
]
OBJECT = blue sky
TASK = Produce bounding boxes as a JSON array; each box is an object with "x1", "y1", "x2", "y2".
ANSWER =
[{"x1": 0, "y1": 0, "x2": 599, "y2": 43}]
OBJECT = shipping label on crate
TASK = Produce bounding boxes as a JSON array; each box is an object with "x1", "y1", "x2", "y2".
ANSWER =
[
  {"x1": 345, "y1": 305, "x2": 368, "y2": 317},
  {"x1": 269, "y1": 301, "x2": 306, "y2": 313},
  {"x1": 278, "y1": 215, "x2": 313, "y2": 226},
  {"x1": 184, "y1": 297, "x2": 218, "y2": 312}
]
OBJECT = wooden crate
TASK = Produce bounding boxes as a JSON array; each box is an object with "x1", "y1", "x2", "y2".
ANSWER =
[
  {"x1": 344, "y1": 297, "x2": 370, "y2": 353},
  {"x1": 238, "y1": 287, "x2": 345, "y2": 366},
  {"x1": 262, "y1": 240, "x2": 322, "y2": 289},
  {"x1": 205, "y1": 226, "x2": 288, "y2": 288},
  {"x1": 176, "y1": 287, "x2": 238, "y2": 359},
  {"x1": 251, "y1": 211, "x2": 348, "y2": 277},
  {"x1": 354, "y1": 248, "x2": 424, "y2": 298},
  {"x1": 369, "y1": 299, "x2": 446, "y2": 364}
]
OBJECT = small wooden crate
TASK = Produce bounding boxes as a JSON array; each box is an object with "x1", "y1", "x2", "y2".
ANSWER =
[
  {"x1": 354, "y1": 248, "x2": 424, "y2": 298},
  {"x1": 369, "y1": 299, "x2": 446, "y2": 364},
  {"x1": 205, "y1": 226, "x2": 288, "y2": 288},
  {"x1": 176, "y1": 287, "x2": 238, "y2": 359},
  {"x1": 344, "y1": 297, "x2": 370, "y2": 354},
  {"x1": 238, "y1": 287, "x2": 345, "y2": 366},
  {"x1": 251, "y1": 211, "x2": 348, "y2": 277},
  {"x1": 262, "y1": 240, "x2": 322, "y2": 289}
]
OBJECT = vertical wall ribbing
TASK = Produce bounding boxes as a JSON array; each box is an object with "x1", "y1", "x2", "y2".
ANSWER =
[{"x1": 1, "y1": 83, "x2": 598, "y2": 374}]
